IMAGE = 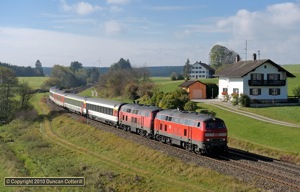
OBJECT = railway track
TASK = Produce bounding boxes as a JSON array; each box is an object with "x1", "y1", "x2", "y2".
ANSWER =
[
  {"x1": 47, "y1": 99, "x2": 300, "y2": 191},
  {"x1": 219, "y1": 149, "x2": 300, "y2": 191}
]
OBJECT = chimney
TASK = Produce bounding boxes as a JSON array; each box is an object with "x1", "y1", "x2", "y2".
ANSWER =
[
  {"x1": 235, "y1": 55, "x2": 240, "y2": 62},
  {"x1": 253, "y1": 53, "x2": 257, "y2": 61}
]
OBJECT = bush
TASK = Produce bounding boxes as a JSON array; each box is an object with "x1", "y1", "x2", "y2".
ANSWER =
[
  {"x1": 184, "y1": 101, "x2": 197, "y2": 111},
  {"x1": 238, "y1": 94, "x2": 251, "y2": 107},
  {"x1": 231, "y1": 93, "x2": 239, "y2": 106},
  {"x1": 293, "y1": 86, "x2": 300, "y2": 98},
  {"x1": 170, "y1": 72, "x2": 177, "y2": 81}
]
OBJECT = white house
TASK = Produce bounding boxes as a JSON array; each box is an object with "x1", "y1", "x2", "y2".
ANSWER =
[
  {"x1": 214, "y1": 58, "x2": 296, "y2": 103},
  {"x1": 189, "y1": 61, "x2": 215, "y2": 79}
]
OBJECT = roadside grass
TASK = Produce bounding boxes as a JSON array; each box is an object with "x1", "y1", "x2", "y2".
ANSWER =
[
  {"x1": 198, "y1": 103, "x2": 300, "y2": 164},
  {"x1": 18, "y1": 76, "x2": 49, "y2": 89},
  {"x1": 0, "y1": 96, "x2": 259, "y2": 192},
  {"x1": 240, "y1": 106, "x2": 300, "y2": 124}
]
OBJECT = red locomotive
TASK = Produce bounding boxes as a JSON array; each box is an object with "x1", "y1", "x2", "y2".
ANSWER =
[{"x1": 154, "y1": 109, "x2": 227, "y2": 154}]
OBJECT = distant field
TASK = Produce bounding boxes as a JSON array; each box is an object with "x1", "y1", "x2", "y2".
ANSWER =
[
  {"x1": 18, "y1": 76, "x2": 49, "y2": 89},
  {"x1": 151, "y1": 77, "x2": 218, "y2": 93},
  {"x1": 283, "y1": 64, "x2": 300, "y2": 96}
]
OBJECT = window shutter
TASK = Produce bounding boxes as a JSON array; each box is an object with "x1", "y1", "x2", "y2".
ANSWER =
[
  {"x1": 269, "y1": 89, "x2": 272, "y2": 95},
  {"x1": 258, "y1": 89, "x2": 261, "y2": 95},
  {"x1": 278, "y1": 89, "x2": 281, "y2": 95}
]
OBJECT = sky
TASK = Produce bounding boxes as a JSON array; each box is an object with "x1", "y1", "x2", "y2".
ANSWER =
[{"x1": 1, "y1": 0, "x2": 300, "y2": 68}]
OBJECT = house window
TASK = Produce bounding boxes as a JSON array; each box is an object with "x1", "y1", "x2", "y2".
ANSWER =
[
  {"x1": 222, "y1": 88, "x2": 228, "y2": 95},
  {"x1": 268, "y1": 73, "x2": 280, "y2": 80},
  {"x1": 233, "y1": 88, "x2": 239, "y2": 94},
  {"x1": 269, "y1": 88, "x2": 280, "y2": 95},
  {"x1": 251, "y1": 73, "x2": 264, "y2": 80},
  {"x1": 250, "y1": 88, "x2": 261, "y2": 95}
]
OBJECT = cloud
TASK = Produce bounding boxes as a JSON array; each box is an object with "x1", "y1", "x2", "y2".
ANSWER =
[
  {"x1": 106, "y1": 0, "x2": 130, "y2": 5},
  {"x1": 104, "y1": 20, "x2": 124, "y2": 35},
  {"x1": 0, "y1": 27, "x2": 203, "y2": 67},
  {"x1": 214, "y1": 2, "x2": 300, "y2": 63},
  {"x1": 60, "y1": 0, "x2": 102, "y2": 15}
]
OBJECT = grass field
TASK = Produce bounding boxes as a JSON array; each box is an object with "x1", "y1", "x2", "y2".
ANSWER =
[
  {"x1": 18, "y1": 76, "x2": 49, "y2": 89},
  {"x1": 197, "y1": 103, "x2": 300, "y2": 162},
  {"x1": 151, "y1": 77, "x2": 218, "y2": 93},
  {"x1": 283, "y1": 64, "x2": 300, "y2": 96},
  {"x1": 0, "y1": 94, "x2": 258, "y2": 192}
]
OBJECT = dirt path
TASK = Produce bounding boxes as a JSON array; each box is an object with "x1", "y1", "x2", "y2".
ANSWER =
[{"x1": 192, "y1": 99, "x2": 300, "y2": 128}]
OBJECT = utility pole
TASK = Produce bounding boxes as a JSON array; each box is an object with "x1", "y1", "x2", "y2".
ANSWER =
[{"x1": 245, "y1": 40, "x2": 248, "y2": 61}]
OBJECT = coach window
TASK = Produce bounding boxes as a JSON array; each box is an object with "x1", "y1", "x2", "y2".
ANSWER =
[
  {"x1": 126, "y1": 116, "x2": 128, "y2": 121},
  {"x1": 184, "y1": 129, "x2": 187, "y2": 136},
  {"x1": 122, "y1": 115, "x2": 125, "y2": 120},
  {"x1": 164, "y1": 125, "x2": 167, "y2": 131},
  {"x1": 160, "y1": 124, "x2": 162, "y2": 130}
]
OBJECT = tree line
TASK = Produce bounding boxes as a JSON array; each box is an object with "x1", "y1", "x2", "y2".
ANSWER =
[
  {"x1": 0, "y1": 60, "x2": 44, "y2": 77},
  {"x1": 42, "y1": 61, "x2": 99, "y2": 90}
]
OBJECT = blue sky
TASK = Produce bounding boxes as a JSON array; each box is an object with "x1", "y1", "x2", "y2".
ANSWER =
[{"x1": 1, "y1": 0, "x2": 300, "y2": 67}]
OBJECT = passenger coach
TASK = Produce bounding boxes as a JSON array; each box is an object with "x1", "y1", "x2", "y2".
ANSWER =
[
  {"x1": 85, "y1": 98, "x2": 126, "y2": 126},
  {"x1": 64, "y1": 94, "x2": 86, "y2": 115},
  {"x1": 49, "y1": 87, "x2": 65, "y2": 107}
]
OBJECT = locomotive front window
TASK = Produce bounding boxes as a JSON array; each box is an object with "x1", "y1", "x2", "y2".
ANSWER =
[{"x1": 205, "y1": 120, "x2": 226, "y2": 129}]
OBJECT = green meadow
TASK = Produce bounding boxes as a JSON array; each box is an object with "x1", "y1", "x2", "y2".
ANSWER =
[{"x1": 18, "y1": 76, "x2": 49, "y2": 89}]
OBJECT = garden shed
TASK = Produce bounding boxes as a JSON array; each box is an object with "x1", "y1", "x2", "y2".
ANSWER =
[{"x1": 179, "y1": 80, "x2": 207, "y2": 99}]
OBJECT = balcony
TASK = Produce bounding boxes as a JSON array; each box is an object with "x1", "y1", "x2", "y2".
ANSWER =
[{"x1": 248, "y1": 80, "x2": 286, "y2": 86}]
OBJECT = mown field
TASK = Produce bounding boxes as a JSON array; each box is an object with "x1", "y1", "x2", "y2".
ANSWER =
[
  {"x1": 18, "y1": 76, "x2": 49, "y2": 89},
  {"x1": 0, "y1": 94, "x2": 258, "y2": 192}
]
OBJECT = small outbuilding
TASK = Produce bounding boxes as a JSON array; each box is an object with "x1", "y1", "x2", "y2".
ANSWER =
[{"x1": 179, "y1": 80, "x2": 207, "y2": 99}]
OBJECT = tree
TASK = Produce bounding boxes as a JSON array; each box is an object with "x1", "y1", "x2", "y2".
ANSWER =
[
  {"x1": 0, "y1": 66, "x2": 18, "y2": 122},
  {"x1": 183, "y1": 59, "x2": 191, "y2": 80},
  {"x1": 97, "y1": 59, "x2": 154, "y2": 99},
  {"x1": 70, "y1": 61, "x2": 83, "y2": 73},
  {"x1": 109, "y1": 58, "x2": 132, "y2": 71},
  {"x1": 51, "y1": 65, "x2": 79, "y2": 88},
  {"x1": 18, "y1": 82, "x2": 34, "y2": 110},
  {"x1": 170, "y1": 72, "x2": 177, "y2": 81},
  {"x1": 209, "y1": 45, "x2": 239, "y2": 69},
  {"x1": 158, "y1": 89, "x2": 189, "y2": 109},
  {"x1": 293, "y1": 86, "x2": 300, "y2": 98},
  {"x1": 184, "y1": 101, "x2": 197, "y2": 111},
  {"x1": 35, "y1": 60, "x2": 44, "y2": 76},
  {"x1": 86, "y1": 67, "x2": 100, "y2": 84}
]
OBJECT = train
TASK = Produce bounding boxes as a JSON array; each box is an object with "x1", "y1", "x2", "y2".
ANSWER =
[{"x1": 49, "y1": 86, "x2": 228, "y2": 154}]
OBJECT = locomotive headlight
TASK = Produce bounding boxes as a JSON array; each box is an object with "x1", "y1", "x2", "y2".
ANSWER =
[{"x1": 206, "y1": 138, "x2": 210, "y2": 141}]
